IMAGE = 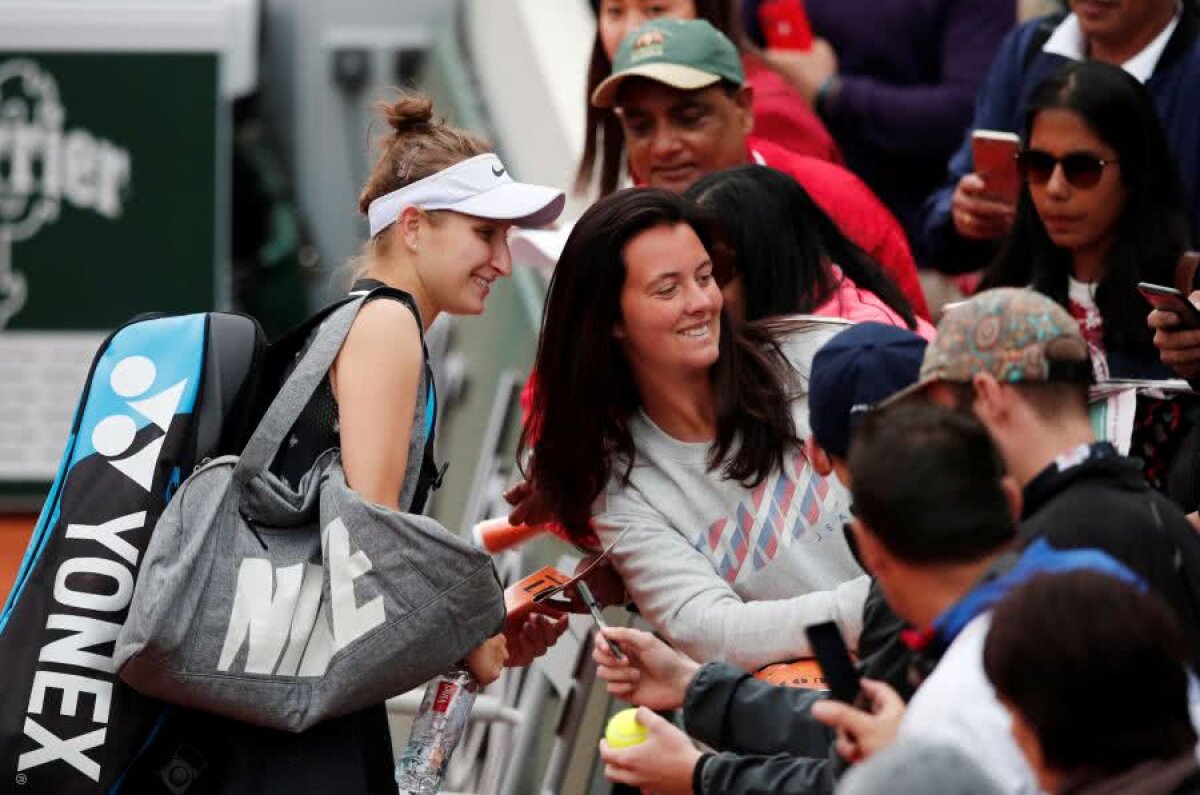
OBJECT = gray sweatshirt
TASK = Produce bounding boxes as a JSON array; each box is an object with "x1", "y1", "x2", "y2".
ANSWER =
[{"x1": 594, "y1": 318, "x2": 869, "y2": 671}]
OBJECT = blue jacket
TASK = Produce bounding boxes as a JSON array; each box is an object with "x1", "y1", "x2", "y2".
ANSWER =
[
  {"x1": 921, "y1": 5, "x2": 1200, "y2": 274},
  {"x1": 927, "y1": 539, "x2": 1139, "y2": 654}
]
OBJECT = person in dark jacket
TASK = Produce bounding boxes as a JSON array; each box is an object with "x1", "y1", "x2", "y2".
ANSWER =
[
  {"x1": 984, "y1": 571, "x2": 1200, "y2": 795},
  {"x1": 903, "y1": 287, "x2": 1200, "y2": 667},
  {"x1": 921, "y1": 0, "x2": 1200, "y2": 274}
]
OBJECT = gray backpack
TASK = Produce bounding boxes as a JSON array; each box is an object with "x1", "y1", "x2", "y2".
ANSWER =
[{"x1": 113, "y1": 294, "x2": 505, "y2": 732}]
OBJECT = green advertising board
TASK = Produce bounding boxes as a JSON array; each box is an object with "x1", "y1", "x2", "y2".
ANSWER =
[{"x1": 0, "y1": 50, "x2": 224, "y2": 505}]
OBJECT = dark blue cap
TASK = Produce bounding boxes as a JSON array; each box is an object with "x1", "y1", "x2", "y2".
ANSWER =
[{"x1": 809, "y1": 322, "x2": 929, "y2": 460}]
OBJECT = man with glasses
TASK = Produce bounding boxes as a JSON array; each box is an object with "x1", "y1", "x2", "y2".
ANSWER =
[{"x1": 920, "y1": 0, "x2": 1200, "y2": 274}]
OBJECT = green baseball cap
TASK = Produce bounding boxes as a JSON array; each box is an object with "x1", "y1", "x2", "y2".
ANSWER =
[
  {"x1": 885, "y1": 288, "x2": 1093, "y2": 406},
  {"x1": 591, "y1": 18, "x2": 745, "y2": 109}
]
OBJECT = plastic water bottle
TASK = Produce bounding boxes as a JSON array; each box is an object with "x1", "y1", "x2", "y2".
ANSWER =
[{"x1": 395, "y1": 666, "x2": 478, "y2": 794}]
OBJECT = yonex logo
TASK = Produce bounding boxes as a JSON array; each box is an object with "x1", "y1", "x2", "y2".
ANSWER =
[
  {"x1": 89, "y1": 355, "x2": 187, "y2": 491},
  {"x1": 19, "y1": 510, "x2": 147, "y2": 781}
]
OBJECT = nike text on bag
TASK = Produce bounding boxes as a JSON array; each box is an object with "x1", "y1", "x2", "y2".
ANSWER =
[
  {"x1": 113, "y1": 294, "x2": 506, "y2": 733},
  {"x1": 0, "y1": 312, "x2": 263, "y2": 793}
]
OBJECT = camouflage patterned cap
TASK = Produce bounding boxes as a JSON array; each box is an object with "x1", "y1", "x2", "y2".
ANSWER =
[{"x1": 888, "y1": 288, "x2": 1092, "y2": 403}]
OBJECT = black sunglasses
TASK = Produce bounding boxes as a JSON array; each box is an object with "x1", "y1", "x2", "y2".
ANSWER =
[{"x1": 1016, "y1": 149, "x2": 1118, "y2": 189}]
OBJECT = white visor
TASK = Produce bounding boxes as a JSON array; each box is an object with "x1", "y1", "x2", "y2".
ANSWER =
[{"x1": 367, "y1": 153, "x2": 566, "y2": 238}]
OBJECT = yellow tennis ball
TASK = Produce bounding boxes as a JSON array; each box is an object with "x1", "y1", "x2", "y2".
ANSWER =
[{"x1": 605, "y1": 708, "x2": 648, "y2": 749}]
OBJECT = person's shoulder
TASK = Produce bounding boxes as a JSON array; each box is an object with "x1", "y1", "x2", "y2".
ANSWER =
[
  {"x1": 352, "y1": 293, "x2": 421, "y2": 329},
  {"x1": 338, "y1": 298, "x2": 423, "y2": 372},
  {"x1": 985, "y1": 12, "x2": 1067, "y2": 77},
  {"x1": 752, "y1": 138, "x2": 848, "y2": 180}
]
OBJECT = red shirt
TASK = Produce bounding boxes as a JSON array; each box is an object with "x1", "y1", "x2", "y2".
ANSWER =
[
  {"x1": 749, "y1": 137, "x2": 929, "y2": 320},
  {"x1": 742, "y1": 52, "x2": 842, "y2": 165}
]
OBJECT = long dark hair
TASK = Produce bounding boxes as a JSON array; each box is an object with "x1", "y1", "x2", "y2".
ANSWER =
[
  {"x1": 981, "y1": 61, "x2": 1189, "y2": 359},
  {"x1": 577, "y1": 0, "x2": 745, "y2": 196},
  {"x1": 686, "y1": 164, "x2": 918, "y2": 327},
  {"x1": 524, "y1": 188, "x2": 799, "y2": 535}
]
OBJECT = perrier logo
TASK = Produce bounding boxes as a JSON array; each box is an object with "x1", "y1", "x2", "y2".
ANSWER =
[{"x1": 0, "y1": 58, "x2": 132, "y2": 328}]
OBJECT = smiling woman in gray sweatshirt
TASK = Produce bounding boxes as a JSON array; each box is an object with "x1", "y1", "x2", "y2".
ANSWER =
[{"x1": 525, "y1": 188, "x2": 867, "y2": 672}]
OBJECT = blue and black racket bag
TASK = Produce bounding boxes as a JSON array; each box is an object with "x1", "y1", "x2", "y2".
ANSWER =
[{"x1": 0, "y1": 312, "x2": 264, "y2": 794}]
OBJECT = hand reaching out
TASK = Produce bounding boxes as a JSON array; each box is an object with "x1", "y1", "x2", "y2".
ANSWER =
[
  {"x1": 504, "y1": 612, "x2": 569, "y2": 668},
  {"x1": 504, "y1": 479, "x2": 555, "y2": 527},
  {"x1": 593, "y1": 626, "x2": 700, "y2": 712}
]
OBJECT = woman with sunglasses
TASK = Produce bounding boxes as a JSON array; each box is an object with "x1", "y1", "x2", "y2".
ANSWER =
[
  {"x1": 981, "y1": 60, "x2": 1192, "y2": 380},
  {"x1": 524, "y1": 187, "x2": 867, "y2": 672}
]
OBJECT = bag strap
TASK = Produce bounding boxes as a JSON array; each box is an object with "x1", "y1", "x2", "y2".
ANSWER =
[
  {"x1": 1173, "y1": 252, "x2": 1200, "y2": 296},
  {"x1": 232, "y1": 292, "x2": 376, "y2": 483}
]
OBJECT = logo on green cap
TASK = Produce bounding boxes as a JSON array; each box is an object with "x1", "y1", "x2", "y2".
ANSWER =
[{"x1": 630, "y1": 30, "x2": 667, "y2": 63}]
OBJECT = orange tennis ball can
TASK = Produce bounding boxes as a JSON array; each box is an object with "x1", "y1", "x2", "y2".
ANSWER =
[{"x1": 605, "y1": 708, "x2": 648, "y2": 749}]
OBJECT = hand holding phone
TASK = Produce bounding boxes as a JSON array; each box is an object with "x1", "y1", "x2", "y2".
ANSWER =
[
  {"x1": 810, "y1": 678, "x2": 906, "y2": 763},
  {"x1": 804, "y1": 621, "x2": 861, "y2": 704},
  {"x1": 971, "y1": 130, "x2": 1021, "y2": 205},
  {"x1": 1138, "y1": 282, "x2": 1200, "y2": 330},
  {"x1": 759, "y1": 0, "x2": 813, "y2": 51}
]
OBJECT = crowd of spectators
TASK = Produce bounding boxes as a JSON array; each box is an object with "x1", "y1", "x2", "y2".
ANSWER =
[{"x1": 505, "y1": 2, "x2": 1200, "y2": 793}]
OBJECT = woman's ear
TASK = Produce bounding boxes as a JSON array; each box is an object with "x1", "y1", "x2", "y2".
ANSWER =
[
  {"x1": 397, "y1": 205, "x2": 424, "y2": 253},
  {"x1": 612, "y1": 321, "x2": 627, "y2": 340}
]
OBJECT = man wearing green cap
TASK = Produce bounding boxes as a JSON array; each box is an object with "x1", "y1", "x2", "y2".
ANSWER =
[{"x1": 593, "y1": 18, "x2": 928, "y2": 320}]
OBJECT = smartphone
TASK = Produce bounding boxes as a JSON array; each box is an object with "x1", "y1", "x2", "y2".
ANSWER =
[
  {"x1": 759, "y1": 0, "x2": 813, "y2": 51},
  {"x1": 804, "y1": 621, "x2": 861, "y2": 704},
  {"x1": 1137, "y1": 282, "x2": 1200, "y2": 330},
  {"x1": 971, "y1": 130, "x2": 1021, "y2": 204}
]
